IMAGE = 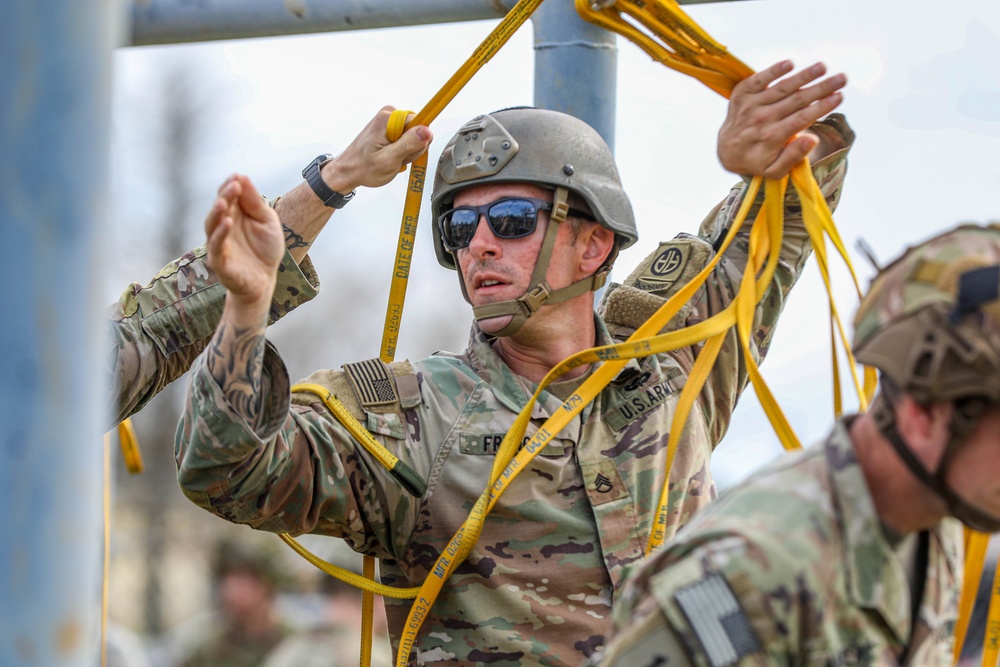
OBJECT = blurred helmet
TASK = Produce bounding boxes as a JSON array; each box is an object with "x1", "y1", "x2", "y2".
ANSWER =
[
  {"x1": 853, "y1": 223, "x2": 1000, "y2": 405},
  {"x1": 431, "y1": 107, "x2": 637, "y2": 270},
  {"x1": 213, "y1": 538, "x2": 292, "y2": 592},
  {"x1": 853, "y1": 223, "x2": 1000, "y2": 531}
]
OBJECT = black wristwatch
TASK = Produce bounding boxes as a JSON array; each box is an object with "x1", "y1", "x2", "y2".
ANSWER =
[{"x1": 302, "y1": 153, "x2": 356, "y2": 209}]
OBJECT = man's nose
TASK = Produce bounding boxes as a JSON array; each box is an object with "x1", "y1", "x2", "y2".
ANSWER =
[{"x1": 466, "y1": 213, "x2": 500, "y2": 255}]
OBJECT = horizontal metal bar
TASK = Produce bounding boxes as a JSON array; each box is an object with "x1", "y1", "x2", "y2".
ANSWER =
[
  {"x1": 129, "y1": 0, "x2": 750, "y2": 47},
  {"x1": 130, "y1": 0, "x2": 518, "y2": 46}
]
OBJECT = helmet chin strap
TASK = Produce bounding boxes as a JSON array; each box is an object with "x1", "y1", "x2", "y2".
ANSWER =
[
  {"x1": 455, "y1": 186, "x2": 613, "y2": 337},
  {"x1": 871, "y1": 391, "x2": 1000, "y2": 533}
]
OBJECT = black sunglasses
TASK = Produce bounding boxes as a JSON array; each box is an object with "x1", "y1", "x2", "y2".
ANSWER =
[{"x1": 438, "y1": 197, "x2": 595, "y2": 251}]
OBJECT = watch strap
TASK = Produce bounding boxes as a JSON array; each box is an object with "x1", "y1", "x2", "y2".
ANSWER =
[{"x1": 303, "y1": 154, "x2": 356, "y2": 209}]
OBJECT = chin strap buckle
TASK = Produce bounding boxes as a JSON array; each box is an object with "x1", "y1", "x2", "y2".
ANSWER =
[{"x1": 521, "y1": 283, "x2": 552, "y2": 313}]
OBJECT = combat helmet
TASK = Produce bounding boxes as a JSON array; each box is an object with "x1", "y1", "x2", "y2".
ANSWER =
[
  {"x1": 431, "y1": 107, "x2": 637, "y2": 336},
  {"x1": 853, "y1": 223, "x2": 1000, "y2": 531}
]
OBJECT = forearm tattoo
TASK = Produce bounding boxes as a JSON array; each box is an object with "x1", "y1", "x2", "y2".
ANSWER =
[
  {"x1": 282, "y1": 223, "x2": 311, "y2": 252},
  {"x1": 206, "y1": 321, "x2": 266, "y2": 422}
]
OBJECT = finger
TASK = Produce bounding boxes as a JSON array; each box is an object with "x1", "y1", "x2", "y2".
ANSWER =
[
  {"x1": 395, "y1": 125, "x2": 433, "y2": 165},
  {"x1": 204, "y1": 197, "x2": 227, "y2": 238},
  {"x1": 770, "y1": 91, "x2": 845, "y2": 142},
  {"x1": 762, "y1": 134, "x2": 818, "y2": 180},
  {"x1": 736, "y1": 60, "x2": 794, "y2": 96},
  {"x1": 754, "y1": 63, "x2": 831, "y2": 106},
  {"x1": 215, "y1": 173, "x2": 239, "y2": 196},
  {"x1": 766, "y1": 73, "x2": 847, "y2": 120},
  {"x1": 206, "y1": 214, "x2": 233, "y2": 266},
  {"x1": 233, "y1": 174, "x2": 277, "y2": 222}
]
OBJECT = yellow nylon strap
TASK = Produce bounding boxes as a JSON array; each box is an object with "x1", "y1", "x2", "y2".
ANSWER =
[
  {"x1": 789, "y1": 162, "x2": 875, "y2": 411},
  {"x1": 101, "y1": 418, "x2": 143, "y2": 667},
  {"x1": 380, "y1": 110, "x2": 425, "y2": 363},
  {"x1": 286, "y1": 0, "x2": 547, "y2": 648},
  {"x1": 378, "y1": 0, "x2": 546, "y2": 357},
  {"x1": 573, "y1": 0, "x2": 875, "y2": 552},
  {"x1": 983, "y1": 553, "x2": 1000, "y2": 667},
  {"x1": 574, "y1": 0, "x2": 753, "y2": 98},
  {"x1": 277, "y1": 534, "x2": 418, "y2": 599},
  {"x1": 117, "y1": 417, "x2": 143, "y2": 474},
  {"x1": 647, "y1": 177, "x2": 789, "y2": 553},
  {"x1": 955, "y1": 529, "x2": 989, "y2": 663},
  {"x1": 394, "y1": 172, "x2": 758, "y2": 665},
  {"x1": 279, "y1": 383, "x2": 422, "y2": 601},
  {"x1": 101, "y1": 432, "x2": 112, "y2": 667}
]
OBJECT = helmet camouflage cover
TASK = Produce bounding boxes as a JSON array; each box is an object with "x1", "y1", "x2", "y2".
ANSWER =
[
  {"x1": 853, "y1": 223, "x2": 1000, "y2": 406},
  {"x1": 431, "y1": 107, "x2": 637, "y2": 270}
]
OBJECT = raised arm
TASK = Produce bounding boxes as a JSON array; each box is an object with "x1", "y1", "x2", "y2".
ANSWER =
[
  {"x1": 106, "y1": 106, "x2": 431, "y2": 429},
  {"x1": 600, "y1": 62, "x2": 853, "y2": 443},
  {"x1": 200, "y1": 107, "x2": 432, "y2": 424}
]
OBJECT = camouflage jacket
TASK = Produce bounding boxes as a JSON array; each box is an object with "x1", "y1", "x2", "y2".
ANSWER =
[
  {"x1": 176, "y1": 118, "x2": 853, "y2": 665},
  {"x1": 106, "y1": 246, "x2": 319, "y2": 429},
  {"x1": 597, "y1": 418, "x2": 963, "y2": 667}
]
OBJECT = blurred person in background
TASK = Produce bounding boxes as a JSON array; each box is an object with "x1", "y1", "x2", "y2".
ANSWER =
[
  {"x1": 172, "y1": 540, "x2": 295, "y2": 667},
  {"x1": 263, "y1": 545, "x2": 392, "y2": 667}
]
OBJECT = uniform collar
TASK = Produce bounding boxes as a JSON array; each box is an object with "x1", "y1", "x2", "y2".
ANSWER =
[{"x1": 464, "y1": 314, "x2": 638, "y2": 424}]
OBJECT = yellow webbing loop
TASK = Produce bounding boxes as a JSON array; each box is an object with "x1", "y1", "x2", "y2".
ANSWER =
[
  {"x1": 101, "y1": 417, "x2": 143, "y2": 667},
  {"x1": 982, "y1": 554, "x2": 1000, "y2": 667},
  {"x1": 117, "y1": 417, "x2": 144, "y2": 474},
  {"x1": 101, "y1": 432, "x2": 112, "y2": 667},
  {"x1": 280, "y1": 382, "x2": 423, "y2": 601},
  {"x1": 277, "y1": 533, "x2": 418, "y2": 599}
]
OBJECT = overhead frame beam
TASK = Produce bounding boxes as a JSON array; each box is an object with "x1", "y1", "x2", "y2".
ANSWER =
[{"x1": 129, "y1": 0, "x2": 742, "y2": 46}]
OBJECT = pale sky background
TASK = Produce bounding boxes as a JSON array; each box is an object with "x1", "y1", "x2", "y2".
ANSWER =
[{"x1": 109, "y1": 0, "x2": 1000, "y2": 489}]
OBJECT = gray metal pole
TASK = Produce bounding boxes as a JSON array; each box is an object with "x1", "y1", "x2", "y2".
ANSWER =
[
  {"x1": 131, "y1": 0, "x2": 518, "y2": 46},
  {"x1": 0, "y1": 2, "x2": 119, "y2": 665},
  {"x1": 531, "y1": 0, "x2": 617, "y2": 149},
  {"x1": 129, "y1": 0, "x2": 746, "y2": 47}
]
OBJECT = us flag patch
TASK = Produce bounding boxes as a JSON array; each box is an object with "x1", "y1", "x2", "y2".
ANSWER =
[
  {"x1": 674, "y1": 573, "x2": 761, "y2": 667},
  {"x1": 343, "y1": 358, "x2": 398, "y2": 409}
]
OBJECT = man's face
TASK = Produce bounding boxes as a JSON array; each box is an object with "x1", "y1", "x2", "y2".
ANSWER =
[
  {"x1": 452, "y1": 182, "x2": 587, "y2": 334},
  {"x1": 945, "y1": 405, "x2": 1000, "y2": 524}
]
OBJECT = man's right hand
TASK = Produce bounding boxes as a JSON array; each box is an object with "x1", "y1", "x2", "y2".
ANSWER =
[
  {"x1": 205, "y1": 173, "x2": 285, "y2": 316},
  {"x1": 317, "y1": 105, "x2": 433, "y2": 197}
]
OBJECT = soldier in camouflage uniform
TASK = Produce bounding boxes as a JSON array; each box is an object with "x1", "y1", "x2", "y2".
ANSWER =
[
  {"x1": 176, "y1": 61, "x2": 850, "y2": 664},
  {"x1": 105, "y1": 108, "x2": 431, "y2": 429},
  {"x1": 597, "y1": 224, "x2": 1000, "y2": 666}
]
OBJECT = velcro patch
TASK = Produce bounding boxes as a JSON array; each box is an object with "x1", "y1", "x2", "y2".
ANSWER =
[
  {"x1": 674, "y1": 573, "x2": 761, "y2": 667},
  {"x1": 342, "y1": 358, "x2": 398, "y2": 411},
  {"x1": 625, "y1": 235, "x2": 713, "y2": 297}
]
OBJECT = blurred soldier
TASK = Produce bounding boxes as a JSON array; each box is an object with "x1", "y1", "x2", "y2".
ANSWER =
[
  {"x1": 262, "y1": 559, "x2": 393, "y2": 667},
  {"x1": 174, "y1": 540, "x2": 295, "y2": 667},
  {"x1": 105, "y1": 110, "x2": 431, "y2": 429},
  {"x1": 176, "y1": 61, "x2": 852, "y2": 664},
  {"x1": 598, "y1": 223, "x2": 1000, "y2": 666}
]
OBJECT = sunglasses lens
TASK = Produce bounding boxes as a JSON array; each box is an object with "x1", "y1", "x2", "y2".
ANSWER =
[
  {"x1": 488, "y1": 200, "x2": 537, "y2": 239},
  {"x1": 442, "y1": 209, "x2": 480, "y2": 250}
]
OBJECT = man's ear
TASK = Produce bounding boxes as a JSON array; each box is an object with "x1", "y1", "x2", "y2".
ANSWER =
[
  {"x1": 580, "y1": 224, "x2": 615, "y2": 274},
  {"x1": 895, "y1": 395, "x2": 954, "y2": 469}
]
